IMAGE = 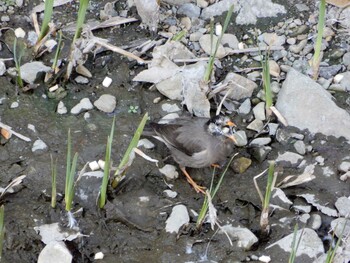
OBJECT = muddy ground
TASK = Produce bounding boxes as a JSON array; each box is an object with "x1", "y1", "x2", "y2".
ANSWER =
[{"x1": 0, "y1": 0, "x2": 349, "y2": 262}]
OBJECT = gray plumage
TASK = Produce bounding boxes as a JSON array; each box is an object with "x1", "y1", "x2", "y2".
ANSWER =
[{"x1": 149, "y1": 116, "x2": 235, "y2": 168}]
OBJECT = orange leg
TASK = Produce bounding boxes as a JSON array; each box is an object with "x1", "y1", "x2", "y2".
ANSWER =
[{"x1": 180, "y1": 167, "x2": 206, "y2": 194}]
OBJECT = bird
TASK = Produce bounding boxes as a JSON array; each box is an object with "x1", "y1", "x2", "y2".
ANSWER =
[{"x1": 147, "y1": 115, "x2": 237, "y2": 194}]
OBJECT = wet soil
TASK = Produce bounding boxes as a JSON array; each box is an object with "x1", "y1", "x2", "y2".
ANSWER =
[{"x1": 0, "y1": 1, "x2": 349, "y2": 262}]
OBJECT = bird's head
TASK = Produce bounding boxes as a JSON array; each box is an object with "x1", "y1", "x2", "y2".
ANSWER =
[{"x1": 207, "y1": 115, "x2": 237, "y2": 143}]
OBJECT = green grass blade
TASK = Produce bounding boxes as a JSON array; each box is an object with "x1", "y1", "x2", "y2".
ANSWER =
[
  {"x1": 65, "y1": 129, "x2": 72, "y2": 198},
  {"x1": 203, "y1": 5, "x2": 234, "y2": 82},
  {"x1": 13, "y1": 37, "x2": 24, "y2": 89},
  {"x1": 312, "y1": 0, "x2": 326, "y2": 79},
  {"x1": 0, "y1": 205, "x2": 4, "y2": 261},
  {"x1": 52, "y1": 30, "x2": 63, "y2": 71},
  {"x1": 38, "y1": 0, "x2": 54, "y2": 42},
  {"x1": 73, "y1": 0, "x2": 89, "y2": 44},
  {"x1": 65, "y1": 152, "x2": 78, "y2": 212},
  {"x1": 288, "y1": 223, "x2": 299, "y2": 263},
  {"x1": 112, "y1": 112, "x2": 149, "y2": 188},
  {"x1": 263, "y1": 162, "x2": 275, "y2": 209},
  {"x1": 99, "y1": 117, "x2": 116, "y2": 208}
]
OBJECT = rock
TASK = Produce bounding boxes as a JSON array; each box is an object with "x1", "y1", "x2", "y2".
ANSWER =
[
  {"x1": 221, "y1": 72, "x2": 258, "y2": 100},
  {"x1": 74, "y1": 76, "x2": 89, "y2": 84},
  {"x1": 251, "y1": 146, "x2": 272, "y2": 163},
  {"x1": 307, "y1": 214, "x2": 322, "y2": 230},
  {"x1": 266, "y1": 228, "x2": 324, "y2": 259},
  {"x1": 252, "y1": 102, "x2": 265, "y2": 121},
  {"x1": 289, "y1": 39, "x2": 307, "y2": 53},
  {"x1": 231, "y1": 157, "x2": 252, "y2": 174},
  {"x1": 268, "y1": 123, "x2": 279, "y2": 136},
  {"x1": 20, "y1": 61, "x2": 51, "y2": 84},
  {"x1": 343, "y1": 52, "x2": 350, "y2": 66},
  {"x1": 75, "y1": 171, "x2": 104, "y2": 208},
  {"x1": 338, "y1": 161, "x2": 350, "y2": 172},
  {"x1": 276, "y1": 151, "x2": 303, "y2": 165},
  {"x1": 238, "y1": 98, "x2": 251, "y2": 115},
  {"x1": 315, "y1": 156, "x2": 325, "y2": 166},
  {"x1": 163, "y1": 190, "x2": 177, "y2": 198},
  {"x1": 94, "y1": 94, "x2": 116, "y2": 113},
  {"x1": 102, "y1": 76, "x2": 112, "y2": 87},
  {"x1": 199, "y1": 34, "x2": 226, "y2": 58},
  {"x1": 189, "y1": 31, "x2": 203, "y2": 42},
  {"x1": 276, "y1": 68, "x2": 350, "y2": 141},
  {"x1": 0, "y1": 60, "x2": 6, "y2": 76},
  {"x1": 38, "y1": 241, "x2": 72, "y2": 263},
  {"x1": 233, "y1": 130, "x2": 248, "y2": 147},
  {"x1": 71, "y1": 98, "x2": 94, "y2": 115},
  {"x1": 159, "y1": 164, "x2": 179, "y2": 180},
  {"x1": 161, "y1": 103, "x2": 181, "y2": 113},
  {"x1": 330, "y1": 218, "x2": 350, "y2": 239},
  {"x1": 32, "y1": 139, "x2": 48, "y2": 153},
  {"x1": 165, "y1": 204, "x2": 189, "y2": 234},
  {"x1": 318, "y1": 65, "x2": 342, "y2": 79},
  {"x1": 259, "y1": 32, "x2": 286, "y2": 46},
  {"x1": 10, "y1": 101, "x2": 19, "y2": 109},
  {"x1": 134, "y1": 0, "x2": 159, "y2": 32},
  {"x1": 137, "y1": 139, "x2": 155, "y2": 149},
  {"x1": 335, "y1": 196, "x2": 350, "y2": 217},
  {"x1": 177, "y1": 3, "x2": 200, "y2": 18},
  {"x1": 219, "y1": 225, "x2": 258, "y2": 250},
  {"x1": 247, "y1": 119, "x2": 264, "y2": 132},
  {"x1": 269, "y1": 60, "x2": 280, "y2": 77},
  {"x1": 338, "y1": 72, "x2": 350, "y2": 91},
  {"x1": 57, "y1": 101, "x2": 67, "y2": 115},
  {"x1": 250, "y1": 137, "x2": 271, "y2": 147},
  {"x1": 293, "y1": 140, "x2": 306, "y2": 155},
  {"x1": 221, "y1": 34, "x2": 239, "y2": 49}
]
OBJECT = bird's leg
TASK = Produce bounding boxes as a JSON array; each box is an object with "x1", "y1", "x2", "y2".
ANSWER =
[
  {"x1": 180, "y1": 167, "x2": 206, "y2": 194},
  {"x1": 211, "y1": 163, "x2": 221, "y2": 168}
]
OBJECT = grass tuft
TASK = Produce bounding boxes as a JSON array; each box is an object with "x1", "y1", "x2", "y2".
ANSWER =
[
  {"x1": 50, "y1": 155, "x2": 57, "y2": 209},
  {"x1": 37, "y1": 0, "x2": 54, "y2": 42},
  {"x1": 112, "y1": 113, "x2": 148, "y2": 188},
  {"x1": 99, "y1": 116, "x2": 116, "y2": 208}
]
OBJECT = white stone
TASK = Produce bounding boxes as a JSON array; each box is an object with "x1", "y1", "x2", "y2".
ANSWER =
[
  {"x1": 247, "y1": 119, "x2": 264, "y2": 132},
  {"x1": 71, "y1": 98, "x2": 94, "y2": 115},
  {"x1": 335, "y1": 196, "x2": 350, "y2": 217},
  {"x1": 0, "y1": 60, "x2": 6, "y2": 76},
  {"x1": 250, "y1": 137, "x2": 271, "y2": 146},
  {"x1": 219, "y1": 225, "x2": 258, "y2": 250},
  {"x1": 89, "y1": 161, "x2": 100, "y2": 171},
  {"x1": 102, "y1": 76, "x2": 112, "y2": 88},
  {"x1": 32, "y1": 139, "x2": 48, "y2": 152},
  {"x1": 159, "y1": 164, "x2": 179, "y2": 180},
  {"x1": 163, "y1": 190, "x2": 178, "y2": 198},
  {"x1": 161, "y1": 103, "x2": 181, "y2": 113},
  {"x1": 14, "y1": 27, "x2": 25, "y2": 38},
  {"x1": 199, "y1": 34, "x2": 226, "y2": 58},
  {"x1": 276, "y1": 151, "x2": 303, "y2": 165},
  {"x1": 57, "y1": 101, "x2": 67, "y2": 115},
  {"x1": 94, "y1": 252, "x2": 104, "y2": 260},
  {"x1": 338, "y1": 161, "x2": 350, "y2": 172},
  {"x1": 137, "y1": 138, "x2": 155, "y2": 149},
  {"x1": 20, "y1": 61, "x2": 51, "y2": 84},
  {"x1": 38, "y1": 241, "x2": 72, "y2": 263},
  {"x1": 238, "y1": 98, "x2": 251, "y2": 115},
  {"x1": 10, "y1": 101, "x2": 19, "y2": 108},
  {"x1": 165, "y1": 204, "x2": 189, "y2": 233}
]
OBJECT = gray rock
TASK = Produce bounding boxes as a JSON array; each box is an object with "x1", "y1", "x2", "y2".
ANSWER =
[
  {"x1": 199, "y1": 34, "x2": 226, "y2": 58},
  {"x1": 57, "y1": 101, "x2": 67, "y2": 115},
  {"x1": 339, "y1": 72, "x2": 350, "y2": 91},
  {"x1": 343, "y1": 52, "x2": 350, "y2": 66},
  {"x1": 338, "y1": 161, "x2": 350, "y2": 173},
  {"x1": 71, "y1": 98, "x2": 94, "y2": 115},
  {"x1": 74, "y1": 76, "x2": 89, "y2": 84},
  {"x1": 94, "y1": 94, "x2": 116, "y2": 113},
  {"x1": 307, "y1": 214, "x2": 322, "y2": 230},
  {"x1": 221, "y1": 34, "x2": 239, "y2": 49},
  {"x1": 233, "y1": 131, "x2": 248, "y2": 147},
  {"x1": 318, "y1": 65, "x2": 342, "y2": 79},
  {"x1": 294, "y1": 140, "x2": 306, "y2": 155},
  {"x1": 276, "y1": 68, "x2": 350, "y2": 141},
  {"x1": 220, "y1": 225, "x2": 258, "y2": 250},
  {"x1": 251, "y1": 146, "x2": 271, "y2": 163},
  {"x1": 75, "y1": 171, "x2": 104, "y2": 208},
  {"x1": 252, "y1": 102, "x2": 265, "y2": 121},
  {"x1": 250, "y1": 137, "x2": 271, "y2": 147},
  {"x1": 335, "y1": 196, "x2": 350, "y2": 217},
  {"x1": 238, "y1": 98, "x2": 251, "y2": 115},
  {"x1": 165, "y1": 204, "x2": 189, "y2": 234},
  {"x1": 221, "y1": 72, "x2": 258, "y2": 100},
  {"x1": 276, "y1": 151, "x2": 303, "y2": 165},
  {"x1": 20, "y1": 61, "x2": 51, "y2": 84},
  {"x1": 177, "y1": 3, "x2": 201, "y2": 18},
  {"x1": 32, "y1": 139, "x2": 48, "y2": 153},
  {"x1": 266, "y1": 228, "x2": 324, "y2": 259},
  {"x1": 0, "y1": 60, "x2": 6, "y2": 76},
  {"x1": 10, "y1": 101, "x2": 19, "y2": 109},
  {"x1": 268, "y1": 123, "x2": 279, "y2": 136},
  {"x1": 289, "y1": 39, "x2": 307, "y2": 53},
  {"x1": 247, "y1": 119, "x2": 264, "y2": 132},
  {"x1": 295, "y1": 3, "x2": 309, "y2": 11}
]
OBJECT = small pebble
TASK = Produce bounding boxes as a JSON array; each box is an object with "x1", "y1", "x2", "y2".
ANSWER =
[
  {"x1": 10, "y1": 102, "x2": 19, "y2": 108},
  {"x1": 102, "y1": 76, "x2": 112, "y2": 88}
]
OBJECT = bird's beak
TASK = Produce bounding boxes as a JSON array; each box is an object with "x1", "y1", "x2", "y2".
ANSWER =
[
  {"x1": 225, "y1": 134, "x2": 237, "y2": 143},
  {"x1": 226, "y1": 120, "x2": 236, "y2": 127}
]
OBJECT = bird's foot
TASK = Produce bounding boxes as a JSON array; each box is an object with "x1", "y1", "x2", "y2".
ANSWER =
[
  {"x1": 211, "y1": 163, "x2": 221, "y2": 169},
  {"x1": 180, "y1": 167, "x2": 206, "y2": 194}
]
